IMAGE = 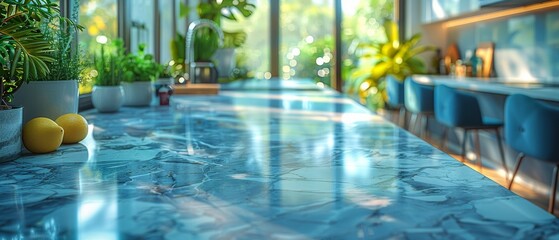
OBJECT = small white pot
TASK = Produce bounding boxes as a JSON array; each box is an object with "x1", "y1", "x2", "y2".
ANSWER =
[
  {"x1": 122, "y1": 81, "x2": 153, "y2": 107},
  {"x1": 12, "y1": 80, "x2": 79, "y2": 123},
  {"x1": 0, "y1": 107, "x2": 22, "y2": 162},
  {"x1": 212, "y1": 48, "x2": 236, "y2": 78},
  {"x1": 92, "y1": 86, "x2": 124, "y2": 113}
]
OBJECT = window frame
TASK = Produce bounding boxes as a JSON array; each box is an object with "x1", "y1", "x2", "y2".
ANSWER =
[{"x1": 65, "y1": 0, "x2": 376, "y2": 112}]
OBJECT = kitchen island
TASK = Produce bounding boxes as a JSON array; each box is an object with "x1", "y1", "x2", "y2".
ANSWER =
[
  {"x1": 412, "y1": 75, "x2": 559, "y2": 102},
  {"x1": 0, "y1": 79, "x2": 557, "y2": 239}
]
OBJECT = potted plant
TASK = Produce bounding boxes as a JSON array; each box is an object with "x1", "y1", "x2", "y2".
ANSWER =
[
  {"x1": 346, "y1": 19, "x2": 435, "y2": 110},
  {"x1": 91, "y1": 38, "x2": 126, "y2": 113},
  {"x1": 0, "y1": 0, "x2": 57, "y2": 162},
  {"x1": 12, "y1": 1, "x2": 83, "y2": 123},
  {"x1": 121, "y1": 43, "x2": 161, "y2": 107},
  {"x1": 179, "y1": 0, "x2": 255, "y2": 78}
]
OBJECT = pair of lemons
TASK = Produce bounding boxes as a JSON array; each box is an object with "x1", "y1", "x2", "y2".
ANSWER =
[{"x1": 22, "y1": 113, "x2": 89, "y2": 154}]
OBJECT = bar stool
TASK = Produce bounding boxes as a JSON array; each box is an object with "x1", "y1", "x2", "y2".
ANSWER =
[
  {"x1": 404, "y1": 76, "x2": 434, "y2": 138},
  {"x1": 506, "y1": 94, "x2": 559, "y2": 213},
  {"x1": 386, "y1": 75, "x2": 406, "y2": 127},
  {"x1": 434, "y1": 85, "x2": 507, "y2": 173}
]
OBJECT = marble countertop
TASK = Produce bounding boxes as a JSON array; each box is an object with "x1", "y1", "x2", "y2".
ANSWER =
[
  {"x1": 412, "y1": 75, "x2": 559, "y2": 102},
  {"x1": 1, "y1": 79, "x2": 558, "y2": 239}
]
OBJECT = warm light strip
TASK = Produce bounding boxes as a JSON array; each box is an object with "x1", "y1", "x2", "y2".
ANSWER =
[{"x1": 443, "y1": 0, "x2": 559, "y2": 28}]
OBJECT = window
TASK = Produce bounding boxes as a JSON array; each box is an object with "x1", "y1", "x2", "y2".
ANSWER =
[
  {"x1": 71, "y1": 0, "x2": 393, "y2": 97},
  {"x1": 280, "y1": 0, "x2": 334, "y2": 86},
  {"x1": 159, "y1": 0, "x2": 176, "y2": 65},
  {"x1": 130, "y1": 0, "x2": 155, "y2": 55},
  {"x1": 221, "y1": 0, "x2": 271, "y2": 80},
  {"x1": 78, "y1": 0, "x2": 118, "y2": 94},
  {"x1": 341, "y1": 0, "x2": 394, "y2": 91}
]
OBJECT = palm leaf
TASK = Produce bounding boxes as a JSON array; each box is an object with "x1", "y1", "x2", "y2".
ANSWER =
[
  {"x1": 383, "y1": 20, "x2": 399, "y2": 44},
  {"x1": 0, "y1": 20, "x2": 53, "y2": 81}
]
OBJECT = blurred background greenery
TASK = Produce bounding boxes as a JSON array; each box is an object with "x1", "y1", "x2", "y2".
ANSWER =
[{"x1": 76, "y1": 0, "x2": 418, "y2": 111}]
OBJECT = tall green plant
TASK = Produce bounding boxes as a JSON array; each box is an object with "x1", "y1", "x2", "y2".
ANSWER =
[
  {"x1": 92, "y1": 39, "x2": 127, "y2": 86},
  {"x1": 346, "y1": 20, "x2": 434, "y2": 110},
  {"x1": 0, "y1": 0, "x2": 58, "y2": 107},
  {"x1": 36, "y1": 0, "x2": 84, "y2": 81}
]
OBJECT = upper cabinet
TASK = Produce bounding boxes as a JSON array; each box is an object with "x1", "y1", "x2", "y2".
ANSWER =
[
  {"x1": 421, "y1": 0, "x2": 550, "y2": 23},
  {"x1": 479, "y1": 0, "x2": 548, "y2": 7},
  {"x1": 422, "y1": 0, "x2": 480, "y2": 23}
]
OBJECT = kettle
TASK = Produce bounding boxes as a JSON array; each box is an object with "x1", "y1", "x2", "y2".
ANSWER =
[{"x1": 190, "y1": 62, "x2": 218, "y2": 84}]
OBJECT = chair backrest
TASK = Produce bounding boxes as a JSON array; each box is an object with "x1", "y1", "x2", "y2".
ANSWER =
[
  {"x1": 505, "y1": 94, "x2": 559, "y2": 162},
  {"x1": 404, "y1": 76, "x2": 434, "y2": 114},
  {"x1": 386, "y1": 75, "x2": 405, "y2": 108},
  {"x1": 434, "y1": 85, "x2": 483, "y2": 127}
]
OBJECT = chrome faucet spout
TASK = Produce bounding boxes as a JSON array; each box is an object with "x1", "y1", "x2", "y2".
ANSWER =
[{"x1": 185, "y1": 19, "x2": 224, "y2": 82}]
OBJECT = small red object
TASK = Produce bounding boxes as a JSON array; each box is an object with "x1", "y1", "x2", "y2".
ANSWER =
[{"x1": 158, "y1": 85, "x2": 172, "y2": 106}]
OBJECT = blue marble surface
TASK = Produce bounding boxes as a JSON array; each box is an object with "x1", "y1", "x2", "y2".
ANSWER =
[{"x1": 1, "y1": 80, "x2": 558, "y2": 239}]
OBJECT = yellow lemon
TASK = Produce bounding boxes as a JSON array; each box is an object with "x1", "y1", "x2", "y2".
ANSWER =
[
  {"x1": 55, "y1": 113, "x2": 89, "y2": 144},
  {"x1": 23, "y1": 117, "x2": 64, "y2": 154}
]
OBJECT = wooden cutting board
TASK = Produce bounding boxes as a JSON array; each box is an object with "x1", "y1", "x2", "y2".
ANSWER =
[{"x1": 172, "y1": 84, "x2": 220, "y2": 95}]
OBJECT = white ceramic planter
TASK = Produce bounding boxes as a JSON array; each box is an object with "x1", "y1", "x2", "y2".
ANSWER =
[
  {"x1": 212, "y1": 48, "x2": 236, "y2": 78},
  {"x1": 12, "y1": 80, "x2": 79, "y2": 123},
  {"x1": 0, "y1": 107, "x2": 22, "y2": 162},
  {"x1": 122, "y1": 81, "x2": 153, "y2": 107},
  {"x1": 92, "y1": 86, "x2": 124, "y2": 113}
]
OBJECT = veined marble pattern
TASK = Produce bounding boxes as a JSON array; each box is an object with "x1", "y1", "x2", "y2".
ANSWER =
[{"x1": 0, "y1": 81, "x2": 558, "y2": 239}]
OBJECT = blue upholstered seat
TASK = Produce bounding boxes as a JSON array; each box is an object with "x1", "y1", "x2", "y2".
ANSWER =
[
  {"x1": 404, "y1": 76, "x2": 434, "y2": 137},
  {"x1": 386, "y1": 75, "x2": 405, "y2": 108},
  {"x1": 506, "y1": 94, "x2": 559, "y2": 213},
  {"x1": 434, "y1": 84, "x2": 506, "y2": 172},
  {"x1": 386, "y1": 75, "x2": 406, "y2": 126},
  {"x1": 405, "y1": 76, "x2": 434, "y2": 114}
]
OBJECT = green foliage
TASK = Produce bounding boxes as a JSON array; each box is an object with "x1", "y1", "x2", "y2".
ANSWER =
[
  {"x1": 92, "y1": 39, "x2": 127, "y2": 86},
  {"x1": 189, "y1": 0, "x2": 256, "y2": 62},
  {"x1": 122, "y1": 43, "x2": 162, "y2": 82},
  {"x1": 0, "y1": 0, "x2": 61, "y2": 105},
  {"x1": 196, "y1": 0, "x2": 256, "y2": 25},
  {"x1": 169, "y1": 33, "x2": 186, "y2": 77},
  {"x1": 194, "y1": 29, "x2": 219, "y2": 62},
  {"x1": 223, "y1": 31, "x2": 247, "y2": 48},
  {"x1": 36, "y1": 2, "x2": 84, "y2": 81},
  {"x1": 345, "y1": 20, "x2": 434, "y2": 110},
  {"x1": 291, "y1": 36, "x2": 334, "y2": 85},
  {"x1": 158, "y1": 63, "x2": 173, "y2": 79}
]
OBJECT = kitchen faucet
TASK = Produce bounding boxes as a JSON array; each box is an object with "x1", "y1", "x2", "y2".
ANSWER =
[{"x1": 185, "y1": 19, "x2": 224, "y2": 82}]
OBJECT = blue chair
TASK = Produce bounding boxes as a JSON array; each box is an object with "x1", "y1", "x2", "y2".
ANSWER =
[
  {"x1": 435, "y1": 85, "x2": 507, "y2": 173},
  {"x1": 404, "y1": 76, "x2": 434, "y2": 138},
  {"x1": 506, "y1": 94, "x2": 559, "y2": 213},
  {"x1": 386, "y1": 75, "x2": 406, "y2": 127}
]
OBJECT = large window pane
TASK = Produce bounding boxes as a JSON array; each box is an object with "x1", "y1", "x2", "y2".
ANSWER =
[
  {"x1": 78, "y1": 0, "x2": 118, "y2": 94},
  {"x1": 130, "y1": 0, "x2": 155, "y2": 55},
  {"x1": 341, "y1": 0, "x2": 394, "y2": 90},
  {"x1": 221, "y1": 0, "x2": 270, "y2": 80},
  {"x1": 159, "y1": 0, "x2": 175, "y2": 65},
  {"x1": 280, "y1": 0, "x2": 334, "y2": 86}
]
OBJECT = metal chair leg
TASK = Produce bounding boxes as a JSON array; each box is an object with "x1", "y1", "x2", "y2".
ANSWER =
[
  {"x1": 410, "y1": 113, "x2": 417, "y2": 134},
  {"x1": 494, "y1": 128, "x2": 508, "y2": 184},
  {"x1": 416, "y1": 114, "x2": 423, "y2": 137},
  {"x1": 507, "y1": 152, "x2": 525, "y2": 190},
  {"x1": 549, "y1": 165, "x2": 559, "y2": 213},
  {"x1": 398, "y1": 107, "x2": 406, "y2": 128},
  {"x1": 460, "y1": 129, "x2": 469, "y2": 162},
  {"x1": 474, "y1": 129, "x2": 482, "y2": 171},
  {"x1": 423, "y1": 115, "x2": 429, "y2": 139},
  {"x1": 441, "y1": 126, "x2": 448, "y2": 152}
]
